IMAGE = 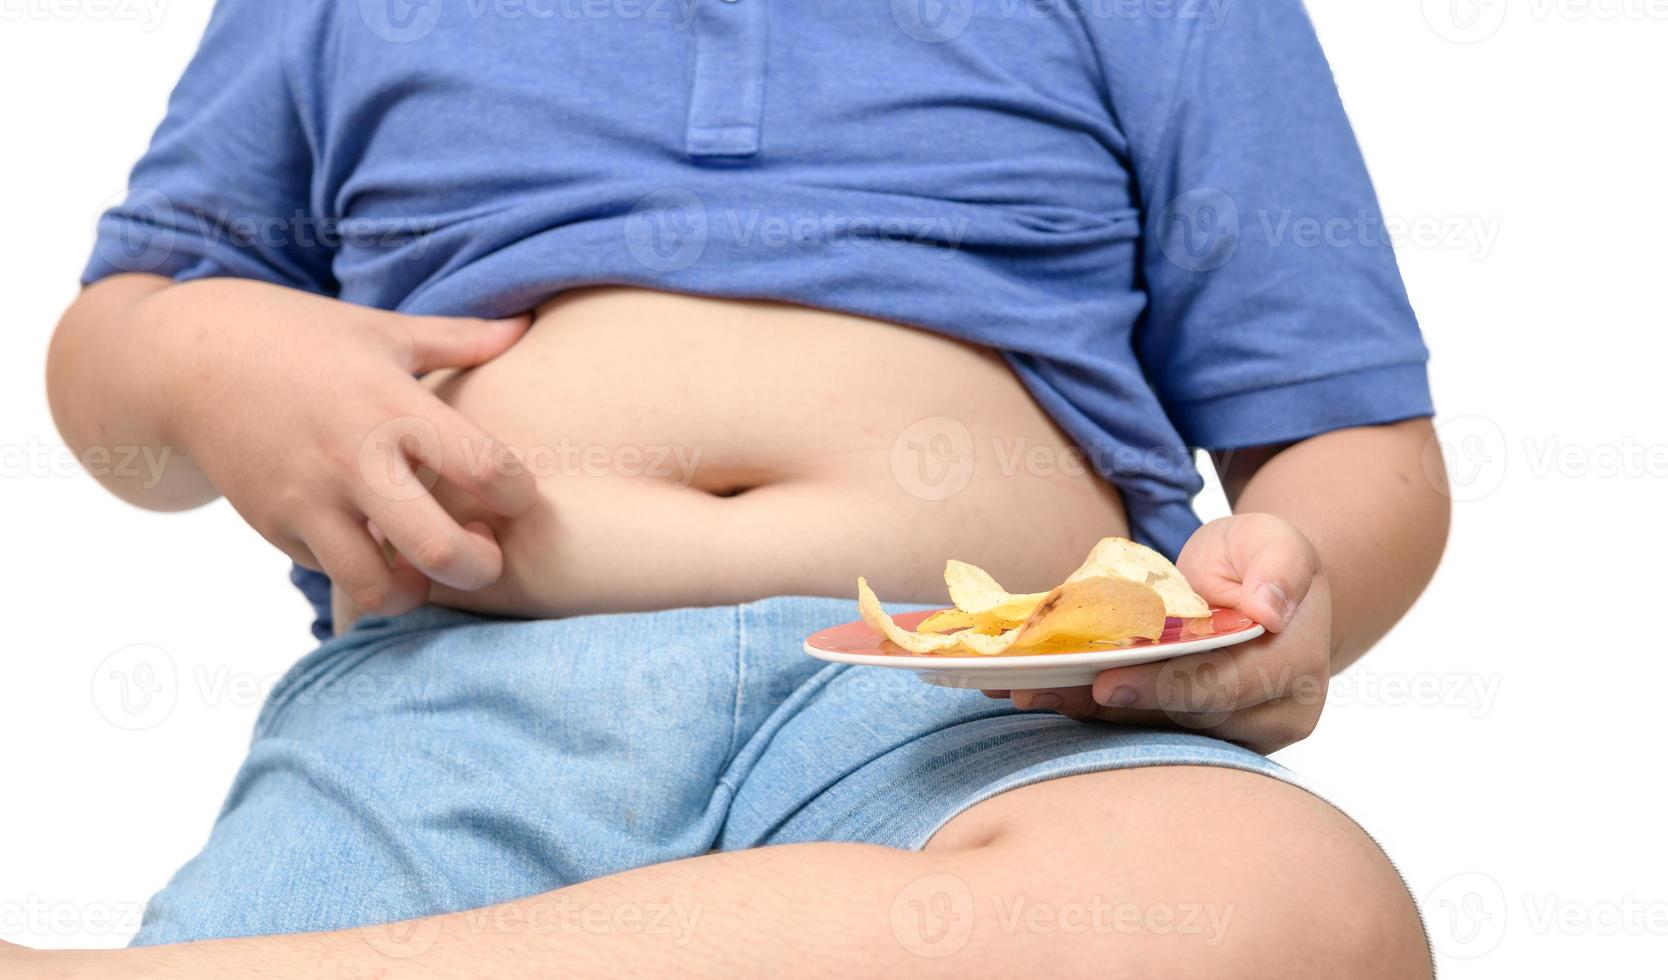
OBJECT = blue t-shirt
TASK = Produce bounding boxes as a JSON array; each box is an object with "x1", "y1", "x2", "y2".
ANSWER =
[{"x1": 85, "y1": 0, "x2": 1432, "y2": 639}]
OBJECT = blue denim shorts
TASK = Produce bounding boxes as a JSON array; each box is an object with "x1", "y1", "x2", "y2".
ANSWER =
[{"x1": 133, "y1": 596, "x2": 1307, "y2": 945}]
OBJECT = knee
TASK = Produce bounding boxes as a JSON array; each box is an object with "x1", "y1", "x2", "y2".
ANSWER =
[
  {"x1": 943, "y1": 766, "x2": 1431, "y2": 979},
  {"x1": 1272, "y1": 843, "x2": 1432, "y2": 980}
]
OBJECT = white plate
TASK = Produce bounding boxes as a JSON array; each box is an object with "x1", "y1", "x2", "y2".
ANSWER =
[{"x1": 803, "y1": 607, "x2": 1265, "y2": 690}]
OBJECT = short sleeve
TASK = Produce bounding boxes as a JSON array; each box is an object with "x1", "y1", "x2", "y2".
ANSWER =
[
  {"x1": 82, "y1": 0, "x2": 334, "y2": 294},
  {"x1": 1102, "y1": 1, "x2": 1433, "y2": 450}
]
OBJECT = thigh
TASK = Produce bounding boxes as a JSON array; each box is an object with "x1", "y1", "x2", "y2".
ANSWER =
[
  {"x1": 927, "y1": 766, "x2": 1432, "y2": 979},
  {"x1": 135, "y1": 604, "x2": 746, "y2": 945}
]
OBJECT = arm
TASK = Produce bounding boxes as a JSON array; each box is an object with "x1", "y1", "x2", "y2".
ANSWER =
[
  {"x1": 51, "y1": 0, "x2": 546, "y2": 611},
  {"x1": 1215, "y1": 417, "x2": 1449, "y2": 672},
  {"x1": 45, "y1": 273, "x2": 539, "y2": 614}
]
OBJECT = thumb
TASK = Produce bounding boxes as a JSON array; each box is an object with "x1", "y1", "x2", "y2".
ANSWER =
[
  {"x1": 393, "y1": 313, "x2": 532, "y2": 373},
  {"x1": 1226, "y1": 515, "x2": 1319, "y2": 634}
]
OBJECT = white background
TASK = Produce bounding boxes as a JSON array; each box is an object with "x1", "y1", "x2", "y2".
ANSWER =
[{"x1": 2, "y1": 0, "x2": 1665, "y2": 974}]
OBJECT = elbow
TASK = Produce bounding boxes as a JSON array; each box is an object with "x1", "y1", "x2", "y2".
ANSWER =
[
  {"x1": 46, "y1": 275, "x2": 216, "y2": 512},
  {"x1": 44, "y1": 289, "x2": 92, "y2": 453},
  {"x1": 1408, "y1": 416, "x2": 1453, "y2": 593}
]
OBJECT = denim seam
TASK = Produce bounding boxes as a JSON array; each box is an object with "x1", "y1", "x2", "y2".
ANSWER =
[
  {"x1": 255, "y1": 645, "x2": 389, "y2": 739},
  {"x1": 727, "y1": 603, "x2": 747, "y2": 765},
  {"x1": 715, "y1": 661, "x2": 848, "y2": 799}
]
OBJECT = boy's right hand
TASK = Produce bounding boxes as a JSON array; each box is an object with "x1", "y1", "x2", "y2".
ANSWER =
[{"x1": 147, "y1": 279, "x2": 538, "y2": 616}]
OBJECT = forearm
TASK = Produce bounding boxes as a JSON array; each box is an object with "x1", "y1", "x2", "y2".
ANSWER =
[
  {"x1": 1223, "y1": 418, "x2": 1450, "y2": 670},
  {"x1": 46, "y1": 273, "x2": 217, "y2": 510},
  {"x1": 49, "y1": 849, "x2": 797, "y2": 979}
]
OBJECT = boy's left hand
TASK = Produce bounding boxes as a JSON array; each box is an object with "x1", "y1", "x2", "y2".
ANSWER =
[{"x1": 993, "y1": 514, "x2": 1331, "y2": 754}]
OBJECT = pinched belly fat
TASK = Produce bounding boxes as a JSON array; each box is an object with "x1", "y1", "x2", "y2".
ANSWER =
[{"x1": 341, "y1": 287, "x2": 1130, "y2": 627}]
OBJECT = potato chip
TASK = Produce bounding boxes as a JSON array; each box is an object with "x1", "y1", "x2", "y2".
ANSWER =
[
  {"x1": 942, "y1": 560, "x2": 1048, "y2": 620},
  {"x1": 1066, "y1": 537, "x2": 1210, "y2": 620},
  {"x1": 988, "y1": 575, "x2": 1167, "y2": 653},
  {"x1": 916, "y1": 607, "x2": 1022, "y2": 636},
  {"x1": 856, "y1": 537, "x2": 1210, "y2": 657},
  {"x1": 915, "y1": 608, "x2": 975, "y2": 633},
  {"x1": 857, "y1": 577, "x2": 960, "y2": 654},
  {"x1": 858, "y1": 575, "x2": 1167, "y2": 656}
]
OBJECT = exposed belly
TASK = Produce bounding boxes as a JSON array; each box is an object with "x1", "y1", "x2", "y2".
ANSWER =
[{"x1": 335, "y1": 288, "x2": 1128, "y2": 629}]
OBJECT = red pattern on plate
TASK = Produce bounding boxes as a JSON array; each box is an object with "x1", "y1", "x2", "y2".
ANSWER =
[{"x1": 806, "y1": 607, "x2": 1258, "y2": 659}]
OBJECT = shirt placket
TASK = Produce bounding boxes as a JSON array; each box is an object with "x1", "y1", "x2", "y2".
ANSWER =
[{"x1": 685, "y1": 0, "x2": 770, "y2": 158}]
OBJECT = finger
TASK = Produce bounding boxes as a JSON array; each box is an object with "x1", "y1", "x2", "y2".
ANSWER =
[
  {"x1": 414, "y1": 394, "x2": 539, "y2": 518},
  {"x1": 981, "y1": 690, "x2": 1010, "y2": 699},
  {"x1": 1080, "y1": 698, "x2": 1318, "y2": 754},
  {"x1": 1009, "y1": 687, "x2": 1101, "y2": 720},
  {"x1": 1090, "y1": 644, "x2": 1285, "y2": 716},
  {"x1": 382, "y1": 313, "x2": 532, "y2": 374},
  {"x1": 1213, "y1": 696, "x2": 1322, "y2": 753},
  {"x1": 355, "y1": 464, "x2": 505, "y2": 591},
  {"x1": 301, "y1": 512, "x2": 428, "y2": 616},
  {"x1": 269, "y1": 530, "x2": 323, "y2": 573},
  {"x1": 1170, "y1": 698, "x2": 1321, "y2": 755},
  {"x1": 1062, "y1": 704, "x2": 1174, "y2": 729}
]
